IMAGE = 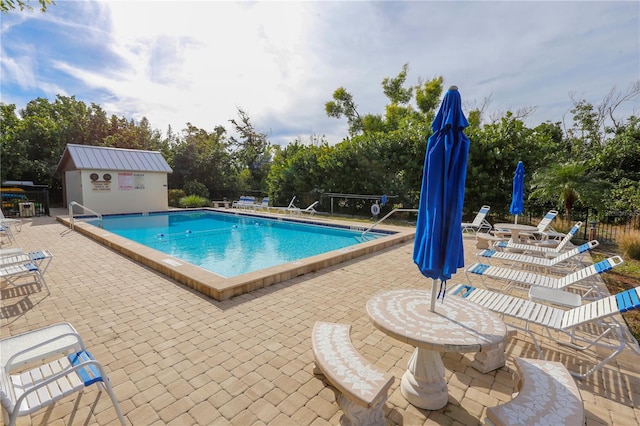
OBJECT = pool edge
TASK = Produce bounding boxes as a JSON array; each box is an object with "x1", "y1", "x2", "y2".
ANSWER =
[{"x1": 57, "y1": 212, "x2": 415, "y2": 301}]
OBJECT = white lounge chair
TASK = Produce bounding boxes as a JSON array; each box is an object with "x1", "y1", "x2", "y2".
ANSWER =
[
  {"x1": 270, "y1": 197, "x2": 297, "y2": 214},
  {"x1": 289, "y1": 200, "x2": 319, "y2": 216},
  {"x1": 0, "y1": 250, "x2": 53, "y2": 294},
  {"x1": 493, "y1": 221, "x2": 582, "y2": 255},
  {"x1": 0, "y1": 322, "x2": 126, "y2": 425},
  {"x1": 450, "y1": 283, "x2": 640, "y2": 378},
  {"x1": 232, "y1": 195, "x2": 256, "y2": 209},
  {"x1": 0, "y1": 209, "x2": 21, "y2": 233},
  {"x1": 255, "y1": 197, "x2": 270, "y2": 211},
  {"x1": 461, "y1": 205, "x2": 491, "y2": 234},
  {"x1": 465, "y1": 255, "x2": 623, "y2": 294},
  {"x1": 476, "y1": 240, "x2": 599, "y2": 272},
  {"x1": 0, "y1": 249, "x2": 53, "y2": 274}
]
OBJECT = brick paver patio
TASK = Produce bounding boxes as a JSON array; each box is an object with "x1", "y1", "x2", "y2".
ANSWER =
[{"x1": 1, "y1": 210, "x2": 639, "y2": 425}]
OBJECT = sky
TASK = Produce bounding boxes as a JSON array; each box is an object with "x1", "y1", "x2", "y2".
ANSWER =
[{"x1": 1, "y1": 1, "x2": 639, "y2": 146}]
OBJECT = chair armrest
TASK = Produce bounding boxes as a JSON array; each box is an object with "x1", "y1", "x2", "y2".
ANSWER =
[{"x1": 1, "y1": 323, "x2": 85, "y2": 372}]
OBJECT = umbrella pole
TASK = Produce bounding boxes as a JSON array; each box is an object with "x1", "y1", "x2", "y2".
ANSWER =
[
  {"x1": 430, "y1": 279, "x2": 438, "y2": 312},
  {"x1": 515, "y1": 215, "x2": 518, "y2": 224}
]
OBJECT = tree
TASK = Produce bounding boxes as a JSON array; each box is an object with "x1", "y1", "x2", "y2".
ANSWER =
[
  {"x1": 0, "y1": 0, "x2": 52, "y2": 13},
  {"x1": 529, "y1": 162, "x2": 609, "y2": 220},
  {"x1": 168, "y1": 123, "x2": 235, "y2": 199},
  {"x1": 229, "y1": 108, "x2": 272, "y2": 193},
  {"x1": 325, "y1": 87, "x2": 363, "y2": 137}
]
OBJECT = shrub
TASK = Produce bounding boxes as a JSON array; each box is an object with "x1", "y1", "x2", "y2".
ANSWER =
[
  {"x1": 184, "y1": 180, "x2": 209, "y2": 199},
  {"x1": 179, "y1": 195, "x2": 209, "y2": 208},
  {"x1": 619, "y1": 231, "x2": 640, "y2": 261},
  {"x1": 168, "y1": 189, "x2": 186, "y2": 207}
]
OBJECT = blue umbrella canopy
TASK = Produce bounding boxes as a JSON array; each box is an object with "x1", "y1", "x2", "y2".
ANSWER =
[
  {"x1": 509, "y1": 161, "x2": 525, "y2": 223},
  {"x1": 413, "y1": 86, "x2": 470, "y2": 309}
]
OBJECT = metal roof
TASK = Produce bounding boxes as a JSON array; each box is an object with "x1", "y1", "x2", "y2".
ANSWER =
[{"x1": 56, "y1": 144, "x2": 172, "y2": 173}]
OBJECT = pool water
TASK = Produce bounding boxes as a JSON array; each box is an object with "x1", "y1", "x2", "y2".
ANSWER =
[{"x1": 90, "y1": 210, "x2": 385, "y2": 277}]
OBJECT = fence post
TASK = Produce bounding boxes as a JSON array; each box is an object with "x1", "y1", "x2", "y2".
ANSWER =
[{"x1": 589, "y1": 221, "x2": 597, "y2": 241}]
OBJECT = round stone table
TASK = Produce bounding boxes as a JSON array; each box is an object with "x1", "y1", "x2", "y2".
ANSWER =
[{"x1": 366, "y1": 289, "x2": 508, "y2": 410}]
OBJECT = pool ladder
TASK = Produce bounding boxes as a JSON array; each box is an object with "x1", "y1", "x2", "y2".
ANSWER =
[
  {"x1": 68, "y1": 201, "x2": 103, "y2": 229},
  {"x1": 361, "y1": 208, "x2": 418, "y2": 238}
]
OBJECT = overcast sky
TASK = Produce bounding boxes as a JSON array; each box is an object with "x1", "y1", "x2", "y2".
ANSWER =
[{"x1": 2, "y1": 1, "x2": 639, "y2": 146}]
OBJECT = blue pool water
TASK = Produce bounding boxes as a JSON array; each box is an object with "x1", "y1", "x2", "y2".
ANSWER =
[{"x1": 90, "y1": 210, "x2": 386, "y2": 277}]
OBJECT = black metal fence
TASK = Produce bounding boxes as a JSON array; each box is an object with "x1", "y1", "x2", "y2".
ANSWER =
[
  {"x1": 573, "y1": 209, "x2": 640, "y2": 243},
  {"x1": 1, "y1": 188, "x2": 50, "y2": 217}
]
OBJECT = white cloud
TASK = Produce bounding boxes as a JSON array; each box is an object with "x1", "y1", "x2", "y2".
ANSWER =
[{"x1": 1, "y1": 1, "x2": 638, "y2": 145}]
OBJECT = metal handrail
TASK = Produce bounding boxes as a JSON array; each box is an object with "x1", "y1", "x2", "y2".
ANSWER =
[
  {"x1": 68, "y1": 201, "x2": 103, "y2": 229},
  {"x1": 361, "y1": 208, "x2": 418, "y2": 237}
]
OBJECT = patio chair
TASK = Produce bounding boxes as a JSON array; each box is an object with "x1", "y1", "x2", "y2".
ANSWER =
[
  {"x1": 0, "y1": 224, "x2": 15, "y2": 245},
  {"x1": 476, "y1": 240, "x2": 599, "y2": 272},
  {"x1": 465, "y1": 255, "x2": 623, "y2": 294},
  {"x1": 289, "y1": 200, "x2": 319, "y2": 216},
  {"x1": 449, "y1": 283, "x2": 640, "y2": 378},
  {"x1": 0, "y1": 258, "x2": 51, "y2": 295},
  {"x1": 0, "y1": 249, "x2": 53, "y2": 275},
  {"x1": 461, "y1": 205, "x2": 491, "y2": 234},
  {"x1": 0, "y1": 209, "x2": 21, "y2": 233},
  {"x1": 255, "y1": 197, "x2": 270, "y2": 211},
  {"x1": 0, "y1": 322, "x2": 126, "y2": 426},
  {"x1": 232, "y1": 195, "x2": 255, "y2": 209},
  {"x1": 493, "y1": 221, "x2": 583, "y2": 255}
]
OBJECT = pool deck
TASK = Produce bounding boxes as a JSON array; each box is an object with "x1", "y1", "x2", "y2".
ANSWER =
[{"x1": 1, "y1": 209, "x2": 639, "y2": 425}]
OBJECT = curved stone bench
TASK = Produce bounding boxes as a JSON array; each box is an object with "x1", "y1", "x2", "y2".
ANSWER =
[
  {"x1": 311, "y1": 321, "x2": 394, "y2": 426},
  {"x1": 487, "y1": 357, "x2": 584, "y2": 426}
]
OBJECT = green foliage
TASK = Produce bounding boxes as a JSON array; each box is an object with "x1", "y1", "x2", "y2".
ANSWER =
[
  {"x1": 1, "y1": 70, "x2": 637, "y2": 221},
  {"x1": 382, "y1": 63, "x2": 413, "y2": 104},
  {"x1": 229, "y1": 108, "x2": 271, "y2": 193},
  {"x1": 179, "y1": 195, "x2": 209, "y2": 208},
  {"x1": 168, "y1": 189, "x2": 186, "y2": 207},
  {"x1": 1, "y1": 0, "x2": 52, "y2": 13},
  {"x1": 183, "y1": 180, "x2": 209, "y2": 198},
  {"x1": 325, "y1": 87, "x2": 363, "y2": 136},
  {"x1": 529, "y1": 162, "x2": 610, "y2": 219}
]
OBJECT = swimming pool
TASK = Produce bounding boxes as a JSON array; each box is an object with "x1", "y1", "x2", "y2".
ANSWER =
[
  {"x1": 89, "y1": 210, "x2": 386, "y2": 277},
  {"x1": 60, "y1": 208, "x2": 414, "y2": 300}
]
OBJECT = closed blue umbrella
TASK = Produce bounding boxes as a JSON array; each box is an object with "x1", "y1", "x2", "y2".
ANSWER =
[
  {"x1": 413, "y1": 86, "x2": 470, "y2": 312},
  {"x1": 510, "y1": 161, "x2": 525, "y2": 224}
]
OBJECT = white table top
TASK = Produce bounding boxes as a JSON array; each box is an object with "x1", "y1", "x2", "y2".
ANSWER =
[
  {"x1": 494, "y1": 223, "x2": 538, "y2": 231},
  {"x1": 366, "y1": 289, "x2": 507, "y2": 353}
]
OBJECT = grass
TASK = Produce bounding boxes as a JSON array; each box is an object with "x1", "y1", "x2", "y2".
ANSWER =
[{"x1": 591, "y1": 242, "x2": 640, "y2": 342}]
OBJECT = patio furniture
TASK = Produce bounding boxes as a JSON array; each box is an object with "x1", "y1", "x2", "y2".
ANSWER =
[
  {"x1": 232, "y1": 195, "x2": 255, "y2": 209},
  {"x1": 0, "y1": 249, "x2": 53, "y2": 274},
  {"x1": 476, "y1": 240, "x2": 599, "y2": 272},
  {"x1": 0, "y1": 260, "x2": 51, "y2": 295},
  {"x1": 449, "y1": 283, "x2": 640, "y2": 378},
  {"x1": 0, "y1": 322, "x2": 126, "y2": 426},
  {"x1": 461, "y1": 205, "x2": 492, "y2": 234},
  {"x1": 494, "y1": 221, "x2": 583, "y2": 255},
  {"x1": 465, "y1": 255, "x2": 623, "y2": 294},
  {"x1": 311, "y1": 321, "x2": 393, "y2": 426},
  {"x1": 366, "y1": 289, "x2": 507, "y2": 410},
  {"x1": 289, "y1": 200, "x2": 319, "y2": 216},
  {"x1": 486, "y1": 357, "x2": 583, "y2": 426}
]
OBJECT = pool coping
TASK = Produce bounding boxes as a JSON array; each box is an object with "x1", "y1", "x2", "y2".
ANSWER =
[{"x1": 56, "y1": 208, "x2": 416, "y2": 301}]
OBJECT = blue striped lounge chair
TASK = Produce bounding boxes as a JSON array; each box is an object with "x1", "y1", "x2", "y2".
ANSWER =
[
  {"x1": 450, "y1": 283, "x2": 640, "y2": 378},
  {"x1": 461, "y1": 205, "x2": 491, "y2": 234},
  {"x1": 493, "y1": 221, "x2": 583, "y2": 255},
  {"x1": 477, "y1": 240, "x2": 599, "y2": 272},
  {"x1": 465, "y1": 255, "x2": 623, "y2": 296}
]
